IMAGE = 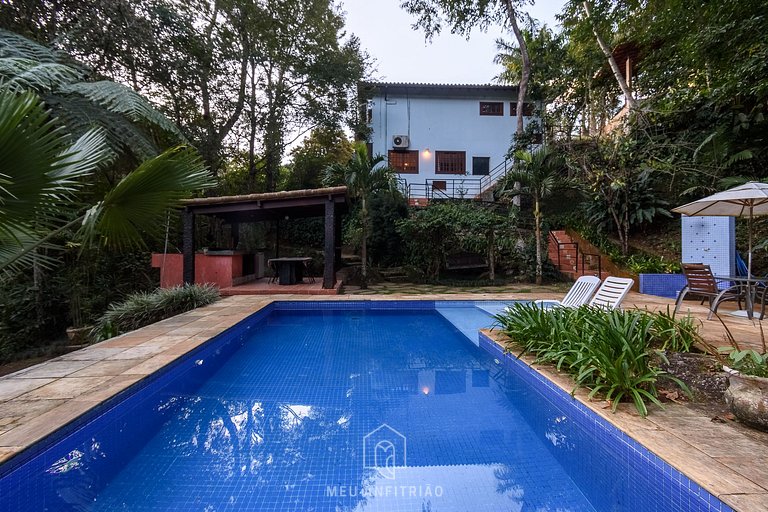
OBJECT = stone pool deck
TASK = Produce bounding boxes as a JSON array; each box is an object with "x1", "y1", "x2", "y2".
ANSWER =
[{"x1": 0, "y1": 292, "x2": 766, "y2": 511}]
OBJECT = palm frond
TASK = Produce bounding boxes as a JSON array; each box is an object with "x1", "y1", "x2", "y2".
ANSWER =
[
  {"x1": 1, "y1": 31, "x2": 183, "y2": 161},
  {"x1": 0, "y1": 89, "x2": 74, "y2": 231},
  {"x1": 49, "y1": 127, "x2": 114, "y2": 184},
  {"x1": 0, "y1": 29, "x2": 63, "y2": 61},
  {"x1": 45, "y1": 94, "x2": 161, "y2": 160},
  {"x1": 79, "y1": 146, "x2": 214, "y2": 250},
  {"x1": 0, "y1": 89, "x2": 112, "y2": 275},
  {"x1": 725, "y1": 150, "x2": 754, "y2": 168},
  {"x1": 0, "y1": 58, "x2": 83, "y2": 93},
  {"x1": 60, "y1": 81, "x2": 184, "y2": 140},
  {"x1": 0, "y1": 229, "x2": 60, "y2": 279}
]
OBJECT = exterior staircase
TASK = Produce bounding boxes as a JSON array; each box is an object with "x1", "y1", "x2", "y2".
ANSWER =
[{"x1": 548, "y1": 230, "x2": 610, "y2": 281}]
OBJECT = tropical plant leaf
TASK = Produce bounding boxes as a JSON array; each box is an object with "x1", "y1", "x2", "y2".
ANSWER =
[
  {"x1": 60, "y1": 81, "x2": 184, "y2": 139},
  {"x1": 0, "y1": 29, "x2": 64, "y2": 61},
  {"x1": 0, "y1": 58, "x2": 84, "y2": 92},
  {"x1": 0, "y1": 89, "x2": 108, "y2": 235},
  {"x1": 45, "y1": 95, "x2": 160, "y2": 161},
  {"x1": 0, "y1": 228, "x2": 61, "y2": 278},
  {"x1": 0, "y1": 89, "x2": 112, "y2": 276},
  {"x1": 79, "y1": 145, "x2": 214, "y2": 250}
]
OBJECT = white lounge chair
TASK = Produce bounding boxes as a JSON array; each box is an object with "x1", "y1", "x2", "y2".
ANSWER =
[
  {"x1": 533, "y1": 275, "x2": 601, "y2": 308},
  {"x1": 588, "y1": 276, "x2": 634, "y2": 310}
]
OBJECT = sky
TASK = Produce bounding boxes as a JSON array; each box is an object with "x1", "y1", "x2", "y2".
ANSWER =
[{"x1": 341, "y1": 0, "x2": 568, "y2": 84}]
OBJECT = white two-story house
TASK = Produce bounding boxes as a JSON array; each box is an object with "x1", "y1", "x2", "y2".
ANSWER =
[{"x1": 360, "y1": 82, "x2": 538, "y2": 201}]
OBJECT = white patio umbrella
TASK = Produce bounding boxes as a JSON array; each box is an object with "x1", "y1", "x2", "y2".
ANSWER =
[{"x1": 672, "y1": 181, "x2": 768, "y2": 279}]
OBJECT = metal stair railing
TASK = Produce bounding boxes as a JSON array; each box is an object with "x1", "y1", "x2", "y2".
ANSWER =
[
  {"x1": 549, "y1": 231, "x2": 603, "y2": 278},
  {"x1": 549, "y1": 231, "x2": 578, "y2": 270},
  {"x1": 479, "y1": 158, "x2": 512, "y2": 195},
  {"x1": 580, "y1": 251, "x2": 603, "y2": 278}
]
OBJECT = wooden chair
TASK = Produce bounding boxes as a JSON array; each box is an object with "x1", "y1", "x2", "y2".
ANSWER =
[
  {"x1": 674, "y1": 263, "x2": 743, "y2": 319},
  {"x1": 588, "y1": 276, "x2": 634, "y2": 310}
]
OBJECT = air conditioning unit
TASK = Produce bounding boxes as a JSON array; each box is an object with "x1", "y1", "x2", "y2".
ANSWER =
[{"x1": 392, "y1": 135, "x2": 410, "y2": 149}]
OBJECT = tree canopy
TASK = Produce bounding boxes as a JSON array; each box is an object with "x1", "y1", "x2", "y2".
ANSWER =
[{"x1": 1, "y1": 0, "x2": 368, "y2": 188}]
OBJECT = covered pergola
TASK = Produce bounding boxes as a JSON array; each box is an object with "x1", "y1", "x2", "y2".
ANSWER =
[{"x1": 181, "y1": 186, "x2": 348, "y2": 289}]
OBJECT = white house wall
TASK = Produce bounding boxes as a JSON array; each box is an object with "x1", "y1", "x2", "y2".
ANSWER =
[{"x1": 369, "y1": 92, "x2": 530, "y2": 197}]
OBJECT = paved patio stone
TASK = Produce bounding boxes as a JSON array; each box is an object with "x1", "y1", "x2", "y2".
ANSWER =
[
  {"x1": 104, "y1": 345, "x2": 168, "y2": 360},
  {"x1": 72, "y1": 374, "x2": 146, "y2": 402},
  {"x1": 55, "y1": 347, "x2": 130, "y2": 361},
  {"x1": 13, "y1": 360, "x2": 95, "y2": 379},
  {"x1": 121, "y1": 353, "x2": 183, "y2": 375},
  {"x1": 0, "y1": 378, "x2": 55, "y2": 401},
  {"x1": 0, "y1": 399, "x2": 67, "y2": 422},
  {"x1": 0, "y1": 448, "x2": 20, "y2": 464},
  {"x1": 0, "y1": 400, "x2": 100, "y2": 448},
  {"x1": 715, "y1": 456, "x2": 768, "y2": 489},
  {"x1": 68, "y1": 359, "x2": 143, "y2": 377},
  {"x1": 98, "y1": 335, "x2": 158, "y2": 348},
  {"x1": 718, "y1": 493, "x2": 768, "y2": 512},
  {"x1": 17, "y1": 376, "x2": 113, "y2": 400}
]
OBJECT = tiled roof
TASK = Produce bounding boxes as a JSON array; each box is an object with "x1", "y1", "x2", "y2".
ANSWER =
[
  {"x1": 359, "y1": 81, "x2": 519, "y2": 98},
  {"x1": 182, "y1": 186, "x2": 348, "y2": 206},
  {"x1": 361, "y1": 81, "x2": 517, "y2": 90}
]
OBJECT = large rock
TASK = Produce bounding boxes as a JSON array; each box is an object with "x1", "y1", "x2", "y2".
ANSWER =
[{"x1": 725, "y1": 373, "x2": 768, "y2": 431}]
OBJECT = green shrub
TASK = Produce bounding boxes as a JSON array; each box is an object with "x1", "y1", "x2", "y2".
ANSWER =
[
  {"x1": 367, "y1": 194, "x2": 409, "y2": 267},
  {"x1": 0, "y1": 272, "x2": 69, "y2": 362},
  {"x1": 94, "y1": 284, "x2": 220, "y2": 340},
  {"x1": 722, "y1": 349, "x2": 768, "y2": 378},
  {"x1": 397, "y1": 201, "x2": 519, "y2": 281},
  {"x1": 495, "y1": 304, "x2": 693, "y2": 416},
  {"x1": 566, "y1": 218, "x2": 681, "y2": 274},
  {"x1": 648, "y1": 307, "x2": 701, "y2": 352}
]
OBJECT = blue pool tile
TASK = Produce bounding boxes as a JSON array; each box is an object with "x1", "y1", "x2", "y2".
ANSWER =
[
  {"x1": 0, "y1": 302, "x2": 735, "y2": 512},
  {"x1": 477, "y1": 330, "x2": 733, "y2": 512}
]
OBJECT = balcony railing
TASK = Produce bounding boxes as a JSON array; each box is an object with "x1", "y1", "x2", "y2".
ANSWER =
[{"x1": 396, "y1": 157, "x2": 513, "y2": 202}]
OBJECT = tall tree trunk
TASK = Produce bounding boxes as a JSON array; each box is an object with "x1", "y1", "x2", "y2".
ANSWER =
[
  {"x1": 534, "y1": 198, "x2": 542, "y2": 285},
  {"x1": 503, "y1": 0, "x2": 530, "y2": 206},
  {"x1": 263, "y1": 68, "x2": 286, "y2": 192},
  {"x1": 488, "y1": 230, "x2": 496, "y2": 281},
  {"x1": 505, "y1": 0, "x2": 530, "y2": 138},
  {"x1": 360, "y1": 195, "x2": 368, "y2": 289},
  {"x1": 247, "y1": 59, "x2": 258, "y2": 191},
  {"x1": 581, "y1": 1, "x2": 639, "y2": 110}
]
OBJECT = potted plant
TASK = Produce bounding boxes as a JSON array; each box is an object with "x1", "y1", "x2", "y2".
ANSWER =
[{"x1": 721, "y1": 342, "x2": 768, "y2": 431}]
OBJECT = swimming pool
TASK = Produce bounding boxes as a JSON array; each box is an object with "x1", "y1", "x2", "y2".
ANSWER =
[{"x1": 0, "y1": 301, "x2": 731, "y2": 511}]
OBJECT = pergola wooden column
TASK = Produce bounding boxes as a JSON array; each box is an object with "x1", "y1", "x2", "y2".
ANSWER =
[{"x1": 181, "y1": 187, "x2": 348, "y2": 289}]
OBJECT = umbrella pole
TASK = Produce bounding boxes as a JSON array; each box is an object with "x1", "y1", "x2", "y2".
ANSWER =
[
  {"x1": 748, "y1": 204, "x2": 754, "y2": 319},
  {"x1": 749, "y1": 204, "x2": 753, "y2": 279}
]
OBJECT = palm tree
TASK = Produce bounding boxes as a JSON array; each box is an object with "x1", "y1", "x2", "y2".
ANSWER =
[
  {"x1": 323, "y1": 143, "x2": 397, "y2": 289},
  {"x1": 502, "y1": 146, "x2": 566, "y2": 285},
  {"x1": 0, "y1": 88, "x2": 214, "y2": 277}
]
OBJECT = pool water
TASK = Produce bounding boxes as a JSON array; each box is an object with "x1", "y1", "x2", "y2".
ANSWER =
[{"x1": 0, "y1": 302, "x2": 730, "y2": 511}]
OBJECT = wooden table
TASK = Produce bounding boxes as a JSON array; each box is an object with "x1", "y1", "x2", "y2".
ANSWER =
[{"x1": 268, "y1": 257, "x2": 312, "y2": 285}]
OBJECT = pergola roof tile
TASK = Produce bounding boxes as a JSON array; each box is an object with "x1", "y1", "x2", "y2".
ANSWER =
[{"x1": 182, "y1": 186, "x2": 347, "y2": 207}]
